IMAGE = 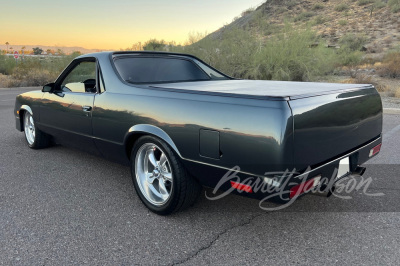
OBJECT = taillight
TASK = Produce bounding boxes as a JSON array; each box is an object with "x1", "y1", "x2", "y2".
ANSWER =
[
  {"x1": 230, "y1": 181, "x2": 253, "y2": 193},
  {"x1": 369, "y1": 143, "x2": 382, "y2": 157},
  {"x1": 289, "y1": 175, "x2": 321, "y2": 198}
]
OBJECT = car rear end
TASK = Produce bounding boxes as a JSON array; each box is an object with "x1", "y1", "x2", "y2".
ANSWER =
[{"x1": 283, "y1": 85, "x2": 382, "y2": 199}]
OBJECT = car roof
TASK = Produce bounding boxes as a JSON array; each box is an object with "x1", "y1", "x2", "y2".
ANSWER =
[{"x1": 77, "y1": 51, "x2": 202, "y2": 61}]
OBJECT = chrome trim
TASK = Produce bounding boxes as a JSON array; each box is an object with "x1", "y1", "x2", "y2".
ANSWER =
[
  {"x1": 296, "y1": 136, "x2": 381, "y2": 179},
  {"x1": 183, "y1": 136, "x2": 381, "y2": 187}
]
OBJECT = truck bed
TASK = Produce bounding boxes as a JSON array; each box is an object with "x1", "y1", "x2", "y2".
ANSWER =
[
  {"x1": 153, "y1": 79, "x2": 382, "y2": 171},
  {"x1": 150, "y1": 80, "x2": 373, "y2": 100}
]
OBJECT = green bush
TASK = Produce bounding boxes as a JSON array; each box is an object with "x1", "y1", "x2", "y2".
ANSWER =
[
  {"x1": 358, "y1": 0, "x2": 374, "y2": 6},
  {"x1": 0, "y1": 55, "x2": 16, "y2": 75},
  {"x1": 335, "y1": 3, "x2": 350, "y2": 11},
  {"x1": 313, "y1": 15, "x2": 327, "y2": 25},
  {"x1": 254, "y1": 27, "x2": 336, "y2": 81},
  {"x1": 339, "y1": 33, "x2": 367, "y2": 51},
  {"x1": 172, "y1": 25, "x2": 338, "y2": 82},
  {"x1": 294, "y1": 11, "x2": 315, "y2": 22},
  {"x1": 0, "y1": 53, "x2": 80, "y2": 87},
  {"x1": 339, "y1": 20, "x2": 348, "y2": 26},
  {"x1": 312, "y1": 3, "x2": 324, "y2": 10},
  {"x1": 378, "y1": 52, "x2": 400, "y2": 78},
  {"x1": 388, "y1": 0, "x2": 400, "y2": 12},
  {"x1": 374, "y1": 0, "x2": 386, "y2": 9},
  {"x1": 336, "y1": 49, "x2": 363, "y2": 66}
]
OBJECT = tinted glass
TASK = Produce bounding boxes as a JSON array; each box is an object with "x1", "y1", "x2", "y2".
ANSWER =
[
  {"x1": 114, "y1": 57, "x2": 211, "y2": 84},
  {"x1": 192, "y1": 59, "x2": 229, "y2": 80},
  {"x1": 61, "y1": 61, "x2": 96, "y2": 93}
]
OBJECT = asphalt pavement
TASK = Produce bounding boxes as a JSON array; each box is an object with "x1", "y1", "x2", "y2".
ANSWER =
[{"x1": 1, "y1": 88, "x2": 399, "y2": 265}]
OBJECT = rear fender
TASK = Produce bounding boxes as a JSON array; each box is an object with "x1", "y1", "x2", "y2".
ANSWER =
[{"x1": 124, "y1": 124, "x2": 182, "y2": 159}]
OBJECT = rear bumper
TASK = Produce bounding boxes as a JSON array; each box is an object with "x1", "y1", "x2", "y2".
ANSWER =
[{"x1": 223, "y1": 135, "x2": 382, "y2": 202}]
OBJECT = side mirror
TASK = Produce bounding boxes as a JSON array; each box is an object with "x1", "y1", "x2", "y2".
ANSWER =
[{"x1": 42, "y1": 83, "x2": 54, "y2": 92}]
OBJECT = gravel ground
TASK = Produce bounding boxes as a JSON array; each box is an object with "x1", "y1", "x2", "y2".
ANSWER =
[{"x1": 381, "y1": 97, "x2": 400, "y2": 109}]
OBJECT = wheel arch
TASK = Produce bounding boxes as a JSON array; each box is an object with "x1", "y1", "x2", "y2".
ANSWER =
[
  {"x1": 124, "y1": 124, "x2": 182, "y2": 160},
  {"x1": 18, "y1": 105, "x2": 33, "y2": 131}
]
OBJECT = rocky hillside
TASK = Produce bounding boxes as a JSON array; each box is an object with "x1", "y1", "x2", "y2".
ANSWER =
[{"x1": 208, "y1": 0, "x2": 400, "y2": 56}]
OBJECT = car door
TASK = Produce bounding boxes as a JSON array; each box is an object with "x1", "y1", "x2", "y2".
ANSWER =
[{"x1": 39, "y1": 59, "x2": 99, "y2": 154}]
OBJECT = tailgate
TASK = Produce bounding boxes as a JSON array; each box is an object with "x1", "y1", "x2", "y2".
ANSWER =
[{"x1": 289, "y1": 86, "x2": 382, "y2": 170}]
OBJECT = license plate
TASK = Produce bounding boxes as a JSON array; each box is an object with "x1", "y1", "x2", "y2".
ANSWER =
[{"x1": 337, "y1": 157, "x2": 350, "y2": 179}]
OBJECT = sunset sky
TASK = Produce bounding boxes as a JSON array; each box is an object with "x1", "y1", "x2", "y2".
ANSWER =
[{"x1": 1, "y1": 0, "x2": 264, "y2": 50}]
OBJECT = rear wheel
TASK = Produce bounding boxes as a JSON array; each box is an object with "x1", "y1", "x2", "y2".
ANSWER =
[
  {"x1": 23, "y1": 112, "x2": 50, "y2": 149},
  {"x1": 131, "y1": 136, "x2": 201, "y2": 215}
]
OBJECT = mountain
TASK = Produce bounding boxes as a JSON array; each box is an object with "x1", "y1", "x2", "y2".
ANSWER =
[
  {"x1": 0, "y1": 44, "x2": 108, "y2": 54},
  {"x1": 206, "y1": 0, "x2": 400, "y2": 55}
]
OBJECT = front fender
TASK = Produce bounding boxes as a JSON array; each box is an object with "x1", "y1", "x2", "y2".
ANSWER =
[
  {"x1": 15, "y1": 104, "x2": 33, "y2": 132},
  {"x1": 124, "y1": 124, "x2": 182, "y2": 158}
]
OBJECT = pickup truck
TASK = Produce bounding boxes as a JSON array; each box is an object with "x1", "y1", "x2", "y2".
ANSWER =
[{"x1": 14, "y1": 51, "x2": 383, "y2": 215}]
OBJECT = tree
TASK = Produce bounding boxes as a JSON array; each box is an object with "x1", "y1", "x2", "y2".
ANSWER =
[
  {"x1": 32, "y1": 47, "x2": 43, "y2": 55},
  {"x1": 143, "y1": 39, "x2": 166, "y2": 51},
  {"x1": 130, "y1": 42, "x2": 143, "y2": 51},
  {"x1": 57, "y1": 48, "x2": 65, "y2": 55},
  {"x1": 5, "y1": 42, "x2": 9, "y2": 53}
]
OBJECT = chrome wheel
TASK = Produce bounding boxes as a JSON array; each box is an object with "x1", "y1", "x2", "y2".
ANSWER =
[
  {"x1": 135, "y1": 143, "x2": 173, "y2": 206},
  {"x1": 24, "y1": 113, "x2": 35, "y2": 145}
]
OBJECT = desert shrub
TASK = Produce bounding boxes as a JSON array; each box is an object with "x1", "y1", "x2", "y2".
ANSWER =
[
  {"x1": 0, "y1": 73, "x2": 10, "y2": 87},
  {"x1": 339, "y1": 33, "x2": 367, "y2": 51},
  {"x1": 294, "y1": 11, "x2": 315, "y2": 22},
  {"x1": 388, "y1": 0, "x2": 400, "y2": 12},
  {"x1": 312, "y1": 3, "x2": 324, "y2": 10},
  {"x1": 0, "y1": 55, "x2": 16, "y2": 75},
  {"x1": 143, "y1": 39, "x2": 167, "y2": 51},
  {"x1": 286, "y1": 0, "x2": 298, "y2": 8},
  {"x1": 374, "y1": 0, "x2": 386, "y2": 9},
  {"x1": 254, "y1": 26, "x2": 336, "y2": 81},
  {"x1": 241, "y1": 7, "x2": 255, "y2": 17},
  {"x1": 377, "y1": 52, "x2": 400, "y2": 77},
  {"x1": 342, "y1": 74, "x2": 387, "y2": 92},
  {"x1": 276, "y1": 7, "x2": 287, "y2": 14},
  {"x1": 358, "y1": 0, "x2": 374, "y2": 6},
  {"x1": 313, "y1": 15, "x2": 327, "y2": 25},
  {"x1": 337, "y1": 50, "x2": 363, "y2": 66},
  {"x1": 10, "y1": 66, "x2": 56, "y2": 87},
  {"x1": 173, "y1": 27, "x2": 261, "y2": 79},
  {"x1": 339, "y1": 20, "x2": 348, "y2": 26},
  {"x1": 335, "y1": 3, "x2": 349, "y2": 11},
  {"x1": 336, "y1": 34, "x2": 365, "y2": 66},
  {"x1": 0, "y1": 52, "x2": 80, "y2": 87},
  {"x1": 174, "y1": 25, "x2": 337, "y2": 81},
  {"x1": 395, "y1": 87, "x2": 400, "y2": 98}
]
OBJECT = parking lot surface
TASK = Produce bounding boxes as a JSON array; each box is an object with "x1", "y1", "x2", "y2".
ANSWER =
[{"x1": 1, "y1": 88, "x2": 399, "y2": 265}]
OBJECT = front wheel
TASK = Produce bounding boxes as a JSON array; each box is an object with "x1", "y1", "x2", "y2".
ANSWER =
[
  {"x1": 131, "y1": 136, "x2": 201, "y2": 215},
  {"x1": 23, "y1": 112, "x2": 50, "y2": 149}
]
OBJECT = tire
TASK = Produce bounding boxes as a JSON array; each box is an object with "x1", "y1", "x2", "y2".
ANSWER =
[
  {"x1": 23, "y1": 111, "x2": 51, "y2": 149},
  {"x1": 130, "y1": 136, "x2": 201, "y2": 215}
]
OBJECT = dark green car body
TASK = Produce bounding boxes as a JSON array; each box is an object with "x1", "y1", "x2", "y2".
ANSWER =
[{"x1": 14, "y1": 52, "x2": 383, "y2": 199}]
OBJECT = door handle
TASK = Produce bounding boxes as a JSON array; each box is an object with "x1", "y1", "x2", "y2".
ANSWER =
[{"x1": 82, "y1": 106, "x2": 92, "y2": 112}]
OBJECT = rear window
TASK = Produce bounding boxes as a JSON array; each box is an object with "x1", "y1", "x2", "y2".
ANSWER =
[{"x1": 114, "y1": 57, "x2": 211, "y2": 84}]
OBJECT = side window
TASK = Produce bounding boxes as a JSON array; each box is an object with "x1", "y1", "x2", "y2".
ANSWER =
[{"x1": 61, "y1": 61, "x2": 96, "y2": 93}]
